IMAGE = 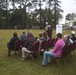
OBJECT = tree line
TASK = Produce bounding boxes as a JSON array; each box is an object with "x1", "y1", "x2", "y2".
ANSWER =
[{"x1": 0, "y1": 0, "x2": 63, "y2": 29}]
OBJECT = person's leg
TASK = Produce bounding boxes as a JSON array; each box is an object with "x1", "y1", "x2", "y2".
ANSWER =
[
  {"x1": 42, "y1": 51, "x2": 57, "y2": 65},
  {"x1": 42, "y1": 51, "x2": 49, "y2": 65},
  {"x1": 47, "y1": 51, "x2": 57, "y2": 63},
  {"x1": 22, "y1": 47, "x2": 28, "y2": 59}
]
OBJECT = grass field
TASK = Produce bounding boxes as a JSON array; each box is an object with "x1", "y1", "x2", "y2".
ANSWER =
[{"x1": 0, "y1": 29, "x2": 76, "y2": 75}]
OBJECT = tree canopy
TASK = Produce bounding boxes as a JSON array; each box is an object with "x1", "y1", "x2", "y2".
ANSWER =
[{"x1": 0, "y1": 0, "x2": 63, "y2": 29}]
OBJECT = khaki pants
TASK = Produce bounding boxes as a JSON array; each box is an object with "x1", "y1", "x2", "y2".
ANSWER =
[{"x1": 22, "y1": 47, "x2": 32, "y2": 58}]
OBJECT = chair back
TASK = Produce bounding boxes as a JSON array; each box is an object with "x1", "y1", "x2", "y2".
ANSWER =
[
  {"x1": 71, "y1": 42, "x2": 75, "y2": 51},
  {"x1": 50, "y1": 38, "x2": 55, "y2": 47},
  {"x1": 23, "y1": 38, "x2": 27, "y2": 46},
  {"x1": 61, "y1": 44, "x2": 68, "y2": 57},
  {"x1": 47, "y1": 39, "x2": 51, "y2": 48},
  {"x1": 33, "y1": 41, "x2": 40, "y2": 53},
  {"x1": 66, "y1": 43, "x2": 72, "y2": 56},
  {"x1": 40, "y1": 40, "x2": 48, "y2": 50},
  {"x1": 54, "y1": 38, "x2": 58, "y2": 44},
  {"x1": 15, "y1": 40, "x2": 22, "y2": 50}
]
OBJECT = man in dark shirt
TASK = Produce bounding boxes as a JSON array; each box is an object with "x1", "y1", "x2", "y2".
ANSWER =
[
  {"x1": 21, "y1": 32, "x2": 36, "y2": 60},
  {"x1": 45, "y1": 25, "x2": 53, "y2": 40},
  {"x1": 7, "y1": 32, "x2": 19, "y2": 56}
]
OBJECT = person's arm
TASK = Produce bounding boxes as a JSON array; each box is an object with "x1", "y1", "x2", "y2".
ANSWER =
[
  {"x1": 69, "y1": 38, "x2": 73, "y2": 43},
  {"x1": 20, "y1": 35, "x2": 22, "y2": 40}
]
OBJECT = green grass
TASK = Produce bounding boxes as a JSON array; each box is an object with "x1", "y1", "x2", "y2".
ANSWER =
[{"x1": 0, "y1": 29, "x2": 76, "y2": 75}]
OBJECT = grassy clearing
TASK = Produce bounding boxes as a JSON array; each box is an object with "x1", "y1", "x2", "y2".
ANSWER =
[{"x1": 0, "y1": 29, "x2": 76, "y2": 75}]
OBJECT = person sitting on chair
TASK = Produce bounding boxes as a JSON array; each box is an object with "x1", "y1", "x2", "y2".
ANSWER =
[
  {"x1": 7, "y1": 32, "x2": 19, "y2": 56},
  {"x1": 37, "y1": 32, "x2": 43, "y2": 42},
  {"x1": 71, "y1": 31, "x2": 76, "y2": 41},
  {"x1": 42, "y1": 33, "x2": 65, "y2": 66},
  {"x1": 21, "y1": 32, "x2": 36, "y2": 60},
  {"x1": 43, "y1": 31, "x2": 49, "y2": 41},
  {"x1": 20, "y1": 30, "x2": 26, "y2": 41},
  {"x1": 64, "y1": 34, "x2": 73, "y2": 44}
]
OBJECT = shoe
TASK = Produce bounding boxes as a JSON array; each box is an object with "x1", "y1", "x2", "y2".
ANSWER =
[
  {"x1": 8, "y1": 54, "x2": 11, "y2": 56},
  {"x1": 42, "y1": 64, "x2": 47, "y2": 67},
  {"x1": 21, "y1": 58, "x2": 25, "y2": 60}
]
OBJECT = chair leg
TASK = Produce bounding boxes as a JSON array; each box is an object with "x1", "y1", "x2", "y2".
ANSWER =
[
  {"x1": 14, "y1": 51, "x2": 17, "y2": 55},
  {"x1": 30, "y1": 54, "x2": 34, "y2": 61},
  {"x1": 63, "y1": 58, "x2": 66, "y2": 63},
  {"x1": 8, "y1": 50, "x2": 11, "y2": 56},
  {"x1": 73, "y1": 51, "x2": 75, "y2": 56},
  {"x1": 56, "y1": 59, "x2": 61, "y2": 69}
]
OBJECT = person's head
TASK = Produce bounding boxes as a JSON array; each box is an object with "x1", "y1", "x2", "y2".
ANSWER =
[
  {"x1": 43, "y1": 31, "x2": 48, "y2": 38},
  {"x1": 22, "y1": 30, "x2": 25, "y2": 34},
  {"x1": 71, "y1": 31, "x2": 75, "y2": 37},
  {"x1": 28, "y1": 31, "x2": 34, "y2": 37},
  {"x1": 57, "y1": 33, "x2": 62, "y2": 39},
  {"x1": 39, "y1": 32, "x2": 43, "y2": 38},
  {"x1": 13, "y1": 32, "x2": 17, "y2": 37},
  {"x1": 67, "y1": 34, "x2": 71, "y2": 39},
  {"x1": 64, "y1": 35, "x2": 68, "y2": 41}
]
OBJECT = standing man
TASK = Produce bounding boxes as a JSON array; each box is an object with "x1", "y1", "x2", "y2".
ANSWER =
[{"x1": 45, "y1": 25, "x2": 53, "y2": 40}]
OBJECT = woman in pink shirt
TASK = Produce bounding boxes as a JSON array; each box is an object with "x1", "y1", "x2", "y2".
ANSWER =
[{"x1": 42, "y1": 33, "x2": 65, "y2": 66}]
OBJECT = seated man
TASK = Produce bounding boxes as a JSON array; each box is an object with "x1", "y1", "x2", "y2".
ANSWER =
[
  {"x1": 20, "y1": 30, "x2": 26, "y2": 41},
  {"x1": 42, "y1": 33, "x2": 65, "y2": 66},
  {"x1": 7, "y1": 32, "x2": 19, "y2": 56},
  {"x1": 21, "y1": 32, "x2": 36, "y2": 60}
]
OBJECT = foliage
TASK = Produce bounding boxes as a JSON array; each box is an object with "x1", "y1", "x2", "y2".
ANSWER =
[
  {"x1": 0, "y1": 0, "x2": 63, "y2": 29},
  {"x1": 73, "y1": 21, "x2": 76, "y2": 26}
]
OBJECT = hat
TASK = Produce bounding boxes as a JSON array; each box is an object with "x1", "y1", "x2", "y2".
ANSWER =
[{"x1": 71, "y1": 31, "x2": 75, "y2": 34}]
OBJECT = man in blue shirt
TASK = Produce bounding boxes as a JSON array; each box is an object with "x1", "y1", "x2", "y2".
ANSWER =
[{"x1": 20, "y1": 30, "x2": 26, "y2": 41}]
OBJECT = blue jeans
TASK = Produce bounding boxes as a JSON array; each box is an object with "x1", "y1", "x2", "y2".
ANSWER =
[{"x1": 42, "y1": 51, "x2": 57, "y2": 65}]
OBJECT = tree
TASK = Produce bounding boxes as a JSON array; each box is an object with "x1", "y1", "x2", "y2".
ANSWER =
[
  {"x1": 66, "y1": 13, "x2": 76, "y2": 25},
  {"x1": 52, "y1": 0, "x2": 63, "y2": 28},
  {"x1": 73, "y1": 21, "x2": 76, "y2": 26}
]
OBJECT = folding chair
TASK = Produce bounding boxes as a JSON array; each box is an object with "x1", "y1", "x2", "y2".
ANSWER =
[
  {"x1": 52, "y1": 44, "x2": 68, "y2": 68},
  {"x1": 40, "y1": 40, "x2": 48, "y2": 52},
  {"x1": 8, "y1": 40, "x2": 22, "y2": 56},
  {"x1": 25, "y1": 41, "x2": 40, "y2": 60}
]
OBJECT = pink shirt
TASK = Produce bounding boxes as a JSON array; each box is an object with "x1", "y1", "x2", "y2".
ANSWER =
[{"x1": 52, "y1": 38, "x2": 65, "y2": 57}]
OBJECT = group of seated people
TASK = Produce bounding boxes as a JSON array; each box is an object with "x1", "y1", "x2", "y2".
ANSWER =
[
  {"x1": 7, "y1": 30, "x2": 49, "y2": 56},
  {"x1": 7, "y1": 30, "x2": 76, "y2": 66},
  {"x1": 42, "y1": 31, "x2": 76, "y2": 66},
  {"x1": 63, "y1": 31, "x2": 76, "y2": 44}
]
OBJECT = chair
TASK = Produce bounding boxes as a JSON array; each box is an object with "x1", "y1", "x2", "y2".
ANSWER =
[
  {"x1": 23, "y1": 38, "x2": 27, "y2": 46},
  {"x1": 70, "y1": 42, "x2": 75, "y2": 55},
  {"x1": 25, "y1": 41, "x2": 40, "y2": 60},
  {"x1": 66, "y1": 43, "x2": 73, "y2": 56},
  {"x1": 40, "y1": 40, "x2": 48, "y2": 51},
  {"x1": 50, "y1": 38, "x2": 55, "y2": 47},
  {"x1": 52, "y1": 45, "x2": 68, "y2": 68},
  {"x1": 47, "y1": 39, "x2": 52, "y2": 49},
  {"x1": 54, "y1": 38, "x2": 58, "y2": 45},
  {"x1": 8, "y1": 40, "x2": 22, "y2": 56}
]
